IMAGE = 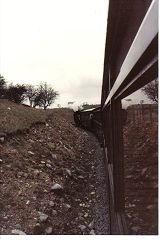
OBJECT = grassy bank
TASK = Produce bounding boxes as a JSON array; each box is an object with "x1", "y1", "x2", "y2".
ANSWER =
[{"x1": 0, "y1": 99, "x2": 73, "y2": 135}]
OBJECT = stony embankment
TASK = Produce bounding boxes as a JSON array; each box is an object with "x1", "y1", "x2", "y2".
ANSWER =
[{"x1": 0, "y1": 111, "x2": 110, "y2": 235}]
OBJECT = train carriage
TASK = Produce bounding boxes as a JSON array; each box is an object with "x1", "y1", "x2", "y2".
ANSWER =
[
  {"x1": 74, "y1": 0, "x2": 158, "y2": 234},
  {"x1": 101, "y1": 0, "x2": 158, "y2": 234}
]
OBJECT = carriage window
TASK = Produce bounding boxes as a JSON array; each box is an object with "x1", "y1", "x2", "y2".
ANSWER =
[{"x1": 121, "y1": 82, "x2": 158, "y2": 234}]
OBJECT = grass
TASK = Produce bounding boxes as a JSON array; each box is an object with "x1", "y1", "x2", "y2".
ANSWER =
[
  {"x1": 0, "y1": 99, "x2": 74, "y2": 135},
  {"x1": 0, "y1": 99, "x2": 55, "y2": 135}
]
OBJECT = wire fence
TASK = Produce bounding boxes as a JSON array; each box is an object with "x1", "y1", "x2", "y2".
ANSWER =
[{"x1": 126, "y1": 104, "x2": 158, "y2": 124}]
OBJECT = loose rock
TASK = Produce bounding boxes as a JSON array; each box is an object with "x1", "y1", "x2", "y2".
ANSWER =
[
  {"x1": 24, "y1": 173, "x2": 29, "y2": 178},
  {"x1": 51, "y1": 154, "x2": 57, "y2": 159},
  {"x1": 0, "y1": 137, "x2": 5, "y2": 143},
  {"x1": 33, "y1": 223, "x2": 43, "y2": 235},
  {"x1": 78, "y1": 176, "x2": 84, "y2": 179},
  {"x1": 52, "y1": 210, "x2": 57, "y2": 216},
  {"x1": 65, "y1": 204, "x2": 71, "y2": 209},
  {"x1": 45, "y1": 227, "x2": 53, "y2": 234},
  {"x1": 66, "y1": 169, "x2": 71, "y2": 176},
  {"x1": 51, "y1": 183, "x2": 63, "y2": 192},
  {"x1": 90, "y1": 192, "x2": 95, "y2": 195},
  {"x1": 46, "y1": 164, "x2": 52, "y2": 168},
  {"x1": 39, "y1": 212, "x2": 48, "y2": 222},
  {"x1": 28, "y1": 151, "x2": 35, "y2": 155},
  {"x1": 11, "y1": 229, "x2": 26, "y2": 235},
  {"x1": 33, "y1": 169, "x2": 40, "y2": 176},
  {"x1": 79, "y1": 225, "x2": 86, "y2": 231},
  {"x1": 89, "y1": 229, "x2": 95, "y2": 235},
  {"x1": 88, "y1": 221, "x2": 94, "y2": 229},
  {"x1": 84, "y1": 213, "x2": 88, "y2": 218},
  {"x1": 41, "y1": 161, "x2": 46, "y2": 164},
  {"x1": 49, "y1": 201, "x2": 54, "y2": 207},
  {"x1": 15, "y1": 224, "x2": 21, "y2": 229}
]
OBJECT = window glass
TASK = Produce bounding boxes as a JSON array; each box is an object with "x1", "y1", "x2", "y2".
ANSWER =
[{"x1": 121, "y1": 82, "x2": 158, "y2": 234}]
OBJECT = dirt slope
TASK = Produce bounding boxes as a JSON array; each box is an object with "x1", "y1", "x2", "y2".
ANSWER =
[{"x1": 0, "y1": 110, "x2": 100, "y2": 235}]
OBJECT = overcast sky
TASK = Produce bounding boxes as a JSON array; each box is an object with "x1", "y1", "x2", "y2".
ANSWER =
[{"x1": 0, "y1": 0, "x2": 109, "y2": 107}]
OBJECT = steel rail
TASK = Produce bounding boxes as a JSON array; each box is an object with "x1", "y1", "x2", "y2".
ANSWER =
[{"x1": 114, "y1": 56, "x2": 158, "y2": 100}]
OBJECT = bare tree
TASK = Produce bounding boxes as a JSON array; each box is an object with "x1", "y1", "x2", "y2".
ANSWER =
[
  {"x1": 25, "y1": 85, "x2": 37, "y2": 107},
  {"x1": 33, "y1": 83, "x2": 59, "y2": 109},
  {"x1": 142, "y1": 79, "x2": 158, "y2": 103}
]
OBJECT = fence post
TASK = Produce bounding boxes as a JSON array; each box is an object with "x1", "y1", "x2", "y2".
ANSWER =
[
  {"x1": 149, "y1": 104, "x2": 152, "y2": 123},
  {"x1": 141, "y1": 104, "x2": 144, "y2": 121},
  {"x1": 132, "y1": 105, "x2": 135, "y2": 124}
]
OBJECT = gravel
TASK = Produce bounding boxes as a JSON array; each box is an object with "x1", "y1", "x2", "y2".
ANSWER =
[
  {"x1": 77, "y1": 129, "x2": 111, "y2": 235},
  {"x1": 91, "y1": 135, "x2": 111, "y2": 235}
]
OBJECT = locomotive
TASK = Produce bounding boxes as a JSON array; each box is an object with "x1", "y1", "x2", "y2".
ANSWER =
[{"x1": 74, "y1": 107, "x2": 102, "y2": 143}]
